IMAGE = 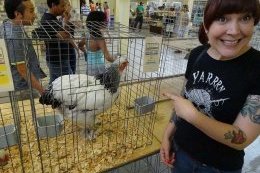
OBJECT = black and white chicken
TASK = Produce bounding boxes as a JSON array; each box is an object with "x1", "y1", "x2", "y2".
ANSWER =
[{"x1": 39, "y1": 58, "x2": 128, "y2": 139}]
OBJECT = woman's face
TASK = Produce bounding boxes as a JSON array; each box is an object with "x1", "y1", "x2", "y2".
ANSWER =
[{"x1": 207, "y1": 13, "x2": 255, "y2": 60}]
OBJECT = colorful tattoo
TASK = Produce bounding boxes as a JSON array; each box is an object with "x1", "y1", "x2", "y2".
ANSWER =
[
  {"x1": 241, "y1": 95, "x2": 260, "y2": 124},
  {"x1": 224, "y1": 128, "x2": 246, "y2": 144}
]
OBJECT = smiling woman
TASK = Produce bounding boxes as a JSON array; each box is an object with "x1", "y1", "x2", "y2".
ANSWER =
[
  {"x1": 200, "y1": 0, "x2": 259, "y2": 60},
  {"x1": 160, "y1": 0, "x2": 260, "y2": 173}
]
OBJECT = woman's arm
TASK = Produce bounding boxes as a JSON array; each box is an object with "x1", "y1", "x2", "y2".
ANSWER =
[
  {"x1": 192, "y1": 95, "x2": 260, "y2": 150},
  {"x1": 160, "y1": 121, "x2": 176, "y2": 167},
  {"x1": 78, "y1": 38, "x2": 86, "y2": 52},
  {"x1": 164, "y1": 93, "x2": 260, "y2": 150},
  {"x1": 98, "y1": 39, "x2": 114, "y2": 62},
  {"x1": 160, "y1": 78, "x2": 187, "y2": 167}
]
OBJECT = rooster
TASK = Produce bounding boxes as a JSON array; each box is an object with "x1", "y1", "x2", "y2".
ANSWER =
[
  {"x1": 39, "y1": 58, "x2": 128, "y2": 139},
  {"x1": 0, "y1": 149, "x2": 9, "y2": 166}
]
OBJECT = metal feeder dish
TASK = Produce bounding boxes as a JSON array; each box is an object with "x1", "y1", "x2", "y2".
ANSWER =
[
  {"x1": 36, "y1": 115, "x2": 63, "y2": 139},
  {"x1": 134, "y1": 96, "x2": 155, "y2": 115},
  {"x1": 0, "y1": 124, "x2": 18, "y2": 149}
]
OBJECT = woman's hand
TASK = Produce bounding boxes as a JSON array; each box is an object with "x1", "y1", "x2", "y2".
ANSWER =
[
  {"x1": 163, "y1": 92, "x2": 199, "y2": 123},
  {"x1": 160, "y1": 135, "x2": 175, "y2": 168}
]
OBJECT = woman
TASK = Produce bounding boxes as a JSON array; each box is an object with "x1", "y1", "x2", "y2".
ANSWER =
[
  {"x1": 160, "y1": 0, "x2": 260, "y2": 173},
  {"x1": 78, "y1": 11, "x2": 114, "y2": 76},
  {"x1": 177, "y1": 4, "x2": 189, "y2": 37},
  {"x1": 103, "y1": 1, "x2": 110, "y2": 27}
]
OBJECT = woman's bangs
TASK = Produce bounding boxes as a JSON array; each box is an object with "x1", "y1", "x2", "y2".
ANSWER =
[{"x1": 216, "y1": 0, "x2": 256, "y2": 17}]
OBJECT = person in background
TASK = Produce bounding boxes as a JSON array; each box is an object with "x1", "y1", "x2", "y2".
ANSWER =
[
  {"x1": 95, "y1": 2, "x2": 99, "y2": 11},
  {"x1": 103, "y1": 1, "x2": 110, "y2": 27},
  {"x1": 78, "y1": 11, "x2": 115, "y2": 76},
  {"x1": 133, "y1": 2, "x2": 144, "y2": 31},
  {"x1": 177, "y1": 4, "x2": 189, "y2": 37},
  {"x1": 61, "y1": 0, "x2": 77, "y2": 74},
  {"x1": 80, "y1": 0, "x2": 90, "y2": 17},
  {"x1": 89, "y1": 0, "x2": 96, "y2": 12},
  {"x1": 165, "y1": 7, "x2": 176, "y2": 37},
  {"x1": 160, "y1": 0, "x2": 260, "y2": 173},
  {"x1": 3, "y1": 0, "x2": 46, "y2": 100},
  {"x1": 97, "y1": 3, "x2": 102, "y2": 12},
  {"x1": 148, "y1": 4, "x2": 155, "y2": 17},
  {"x1": 39, "y1": 0, "x2": 74, "y2": 83}
]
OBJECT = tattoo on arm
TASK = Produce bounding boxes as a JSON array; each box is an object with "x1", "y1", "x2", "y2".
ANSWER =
[
  {"x1": 224, "y1": 127, "x2": 246, "y2": 144},
  {"x1": 240, "y1": 95, "x2": 260, "y2": 124}
]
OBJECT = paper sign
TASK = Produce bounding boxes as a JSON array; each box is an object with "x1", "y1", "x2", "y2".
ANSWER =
[
  {"x1": 0, "y1": 39, "x2": 14, "y2": 92},
  {"x1": 143, "y1": 36, "x2": 162, "y2": 72}
]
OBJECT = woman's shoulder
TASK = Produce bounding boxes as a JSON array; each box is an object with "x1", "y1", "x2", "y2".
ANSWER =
[
  {"x1": 189, "y1": 44, "x2": 208, "y2": 57},
  {"x1": 249, "y1": 47, "x2": 260, "y2": 57},
  {"x1": 249, "y1": 47, "x2": 260, "y2": 68}
]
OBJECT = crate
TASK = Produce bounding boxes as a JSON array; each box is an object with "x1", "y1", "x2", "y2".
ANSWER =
[
  {"x1": 134, "y1": 96, "x2": 155, "y2": 115},
  {"x1": 36, "y1": 115, "x2": 63, "y2": 139},
  {"x1": 0, "y1": 124, "x2": 18, "y2": 149}
]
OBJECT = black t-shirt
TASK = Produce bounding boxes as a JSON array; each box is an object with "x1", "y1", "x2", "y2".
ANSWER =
[
  {"x1": 40, "y1": 13, "x2": 70, "y2": 63},
  {"x1": 174, "y1": 45, "x2": 260, "y2": 171}
]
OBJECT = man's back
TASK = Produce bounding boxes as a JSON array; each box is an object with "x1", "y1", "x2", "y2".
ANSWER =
[{"x1": 136, "y1": 5, "x2": 144, "y2": 16}]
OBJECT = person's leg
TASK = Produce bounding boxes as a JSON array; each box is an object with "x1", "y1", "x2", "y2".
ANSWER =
[
  {"x1": 60, "y1": 60, "x2": 73, "y2": 76},
  {"x1": 69, "y1": 48, "x2": 77, "y2": 74},
  {"x1": 47, "y1": 61, "x2": 72, "y2": 84},
  {"x1": 134, "y1": 16, "x2": 139, "y2": 29},
  {"x1": 86, "y1": 64, "x2": 97, "y2": 76},
  {"x1": 139, "y1": 16, "x2": 143, "y2": 29},
  {"x1": 15, "y1": 89, "x2": 39, "y2": 101},
  {"x1": 178, "y1": 26, "x2": 184, "y2": 37},
  {"x1": 171, "y1": 148, "x2": 195, "y2": 173},
  {"x1": 47, "y1": 61, "x2": 59, "y2": 84},
  {"x1": 195, "y1": 164, "x2": 242, "y2": 173}
]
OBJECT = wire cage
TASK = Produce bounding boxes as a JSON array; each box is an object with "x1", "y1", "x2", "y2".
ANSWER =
[{"x1": 0, "y1": 18, "x2": 187, "y2": 173}]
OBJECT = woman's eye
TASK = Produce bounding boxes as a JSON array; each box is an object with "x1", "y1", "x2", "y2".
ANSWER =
[
  {"x1": 217, "y1": 17, "x2": 226, "y2": 23},
  {"x1": 242, "y1": 15, "x2": 252, "y2": 22}
]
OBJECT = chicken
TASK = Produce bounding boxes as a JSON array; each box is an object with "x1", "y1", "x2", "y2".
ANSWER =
[
  {"x1": 0, "y1": 149, "x2": 9, "y2": 166},
  {"x1": 39, "y1": 58, "x2": 128, "y2": 139}
]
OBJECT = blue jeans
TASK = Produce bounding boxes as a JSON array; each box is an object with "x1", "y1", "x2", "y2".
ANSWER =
[
  {"x1": 69, "y1": 48, "x2": 76, "y2": 74},
  {"x1": 47, "y1": 61, "x2": 72, "y2": 84},
  {"x1": 172, "y1": 147, "x2": 242, "y2": 173}
]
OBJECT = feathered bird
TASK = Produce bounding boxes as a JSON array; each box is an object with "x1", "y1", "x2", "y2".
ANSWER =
[
  {"x1": 39, "y1": 58, "x2": 128, "y2": 139},
  {"x1": 0, "y1": 149, "x2": 9, "y2": 166}
]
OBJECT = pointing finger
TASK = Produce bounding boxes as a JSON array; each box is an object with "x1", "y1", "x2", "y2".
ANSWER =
[{"x1": 163, "y1": 92, "x2": 178, "y2": 101}]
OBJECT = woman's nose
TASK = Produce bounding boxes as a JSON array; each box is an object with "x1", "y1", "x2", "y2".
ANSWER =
[{"x1": 226, "y1": 21, "x2": 240, "y2": 35}]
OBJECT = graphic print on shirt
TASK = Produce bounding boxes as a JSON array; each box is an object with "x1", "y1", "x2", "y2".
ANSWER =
[{"x1": 185, "y1": 70, "x2": 229, "y2": 118}]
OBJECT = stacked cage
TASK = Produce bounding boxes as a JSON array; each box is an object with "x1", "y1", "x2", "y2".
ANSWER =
[{"x1": 0, "y1": 19, "x2": 177, "y2": 173}]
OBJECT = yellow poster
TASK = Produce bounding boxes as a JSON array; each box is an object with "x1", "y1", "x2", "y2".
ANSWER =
[
  {"x1": 0, "y1": 39, "x2": 14, "y2": 92},
  {"x1": 143, "y1": 36, "x2": 162, "y2": 72}
]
